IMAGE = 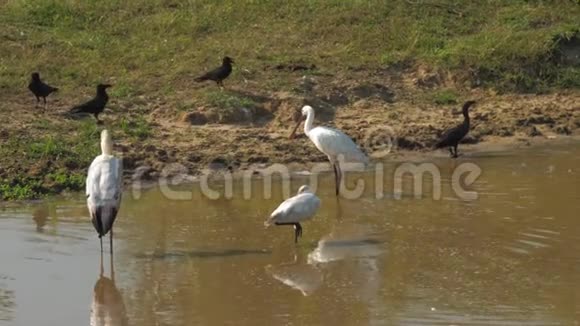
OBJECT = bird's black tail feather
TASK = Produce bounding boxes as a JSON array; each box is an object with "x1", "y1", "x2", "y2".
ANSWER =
[
  {"x1": 63, "y1": 106, "x2": 88, "y2": 120},
  {"x1": 91, "y1": 205, "x2": 118, "y2": 238},
  {"x1": 194, "y1": 76, "x2": 208, "y2": 82},
  {"x1": 434, "y1": 141, "x2": 446, "y2": 149},
  {"x1": 69, "y1": 105, "x2": 85, "y2": 114}
]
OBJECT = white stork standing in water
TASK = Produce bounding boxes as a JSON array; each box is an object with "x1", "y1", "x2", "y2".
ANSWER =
[
  {"x1": 290, "y1": 105, "x2": 369, "y2": 195},
  {"x1": 265, "y1": 185, "x2": 320, "y2": 243},
  {"x1": 87, "y1": 129, "x2": 123, "y2": 253}
]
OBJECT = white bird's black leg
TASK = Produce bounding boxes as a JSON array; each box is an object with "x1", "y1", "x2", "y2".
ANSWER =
[
  {"x1": 110, "y1": 228, "x2": 114, "y2": 255},
  {"x1": 293, "y1": 223, "x2": 303, "y2": 243},
  {"x1": 110, "y1": 247, "x2": 115, "y2": 282},
  {"x1": 336, "y1": 164, "x2": 343, "y2": 196},
  {"x1": 99, "y1": 249, "x2": 104, "y2": 277},
  {"x1": 332, "y1": 162, "x2": 340, "y2": 196},
  {"x1": 276, "y1": 222, "x2": 303, "y2": 243}
]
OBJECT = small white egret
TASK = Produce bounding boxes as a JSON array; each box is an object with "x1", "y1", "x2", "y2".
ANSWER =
[
  {"x1": 265, "y1": 185, "x2": 320, "y2": 243},
  {"x1": 290, "y1": 105, "x2": 369, "y2": 195},
  {"x1": 86, "y1": 129, "x2": 123, "y2": 253}
]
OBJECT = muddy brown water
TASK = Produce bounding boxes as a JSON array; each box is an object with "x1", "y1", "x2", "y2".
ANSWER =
[{"x1": 1, "y1": 143, "x2": 579, "y2": 325}]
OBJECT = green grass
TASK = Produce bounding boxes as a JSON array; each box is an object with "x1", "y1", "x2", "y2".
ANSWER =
[
  {"x1": 0, "y1": 120, "x2": 101, "y2": 200},
  {"x1": 0, "y1": 180, "x2": 40, "y2": 200},
  {"x1": 0, "y1": 171, "x2": 86, "y2": 200},
  {"x1": 201, "y1": 90, "x2": 259, "y2": 123},
  {"x1": 204, "y1": 91, "x2": 256, "y2": 110},
  {"x1": 119, "y1": 116, "x2": 152, "y2": 140},
  {"x1": 0, "y1": 0, "x2": 578, "y2": 95},
  {"x1": 433, "y1": 89, "x2": 459, "y2": 105}
]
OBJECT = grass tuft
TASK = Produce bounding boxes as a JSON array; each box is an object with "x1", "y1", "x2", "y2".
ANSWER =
[
  {"x1": 433, "y1": 89, "x2": 458, "y2": 105},
  {"x1": 204, "y1": 91, "x2": 256, "y2": 110},
  {"x1": 119, "y1": 116, "x2": 152, "y2": 140}
]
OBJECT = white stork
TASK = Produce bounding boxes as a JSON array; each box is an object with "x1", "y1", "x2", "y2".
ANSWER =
[
  {"x1": 265, "y1": 185, "x2": 320, "y2": 243},
  {"x1": 86, "y1": 129, "x2": 123, "y2": 253},
  {"x1": 290, "y1": 105, "x2": 369, "y2": 195}
]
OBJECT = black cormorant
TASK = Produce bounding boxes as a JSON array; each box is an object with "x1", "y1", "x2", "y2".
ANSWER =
[{"x1": 435, "y1": 100, "x2": 476, "y2": 158}]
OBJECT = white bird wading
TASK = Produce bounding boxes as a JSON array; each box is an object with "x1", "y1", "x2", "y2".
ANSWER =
[
  {"x1": 265, "y1": 185, "x2": 320, "y2": 243},
  {"x1": 86, "y1": 129, "x2": 123, "y2": 253},
  {"x1": 290, "y1": 105, "x2": 369, "y2": 195}
]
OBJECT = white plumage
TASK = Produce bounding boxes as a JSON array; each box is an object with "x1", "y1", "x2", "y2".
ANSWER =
[
  {"x1": 265, "y1": 185, "x2": 320, "y2": 243},
  {"x1": 290, "y1": 105, "x2": 369, "y2": 195},
  {"x1": 87, "y1": 129, "x2": 123, "y2": 252}
]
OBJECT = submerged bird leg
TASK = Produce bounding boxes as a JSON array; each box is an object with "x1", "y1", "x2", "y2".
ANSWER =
[
  {"x1": 99, "y1": 249, "x2": 104, "y2": 277},
  {"x1": 293, "y1": 223, "x2": 303, "y2": 243},
  {"x1": 110, "y1": 228, "x2": 114, "y2": 255},
  {"x1": 332, "y1": 162, "x2": 340, "y2": 196},
  {"x1": 110, "y1": 244, "x2": 115, "y2": 282},
  {"x1": 336, "y1": 163, "x2": 343, "y2": 196},
  {"x1": 276, "y1": 222, "x2": 303, "y2": 243}
]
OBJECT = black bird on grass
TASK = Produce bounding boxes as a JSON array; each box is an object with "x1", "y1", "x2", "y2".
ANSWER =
[
  {"x1": 28, "y1": 72, "x2": 58, "y2": 109},
  {"x1": 194, "y1": 56, "x2": 234, "y2": 88},
  {"x1": 69, "y1": 84, "x2": 112, "y2": 124},
  {"x1": 435, "y1": 100, "x2": 476, "y2": 158}
]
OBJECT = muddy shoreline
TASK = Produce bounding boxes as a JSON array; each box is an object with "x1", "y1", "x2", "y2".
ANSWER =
[
  {"x1": 5, "y1": 134, "x2": 578, "y2": 204},
  {"x1": 1, "y1": 75, "x2": 579, "y2": 200}
]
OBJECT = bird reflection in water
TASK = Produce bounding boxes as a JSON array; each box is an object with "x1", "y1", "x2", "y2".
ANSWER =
[
  {"x1": 307, "y1": 226, "x2": 386, "y2": 322},
  {"x1": 265, "y1": 255, "x2": 323, "y2": 296},
  {"x1": 307, "y1": 227, "x2": 384, "y2": 265},
  {"x1": 90, "y1": 254, "x2": 128, "y2": 326},
  {"x1": 32, "y1": 205, "x2": 49, "y2": 232}
]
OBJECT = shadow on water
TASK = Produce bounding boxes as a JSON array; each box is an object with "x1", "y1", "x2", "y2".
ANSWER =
[
  {"x1": 136, "y1": 248, "x2": 271, "y2": 260},
  {"x1": 90, "y1": 254, "x2": 128, "y2": 326}
]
